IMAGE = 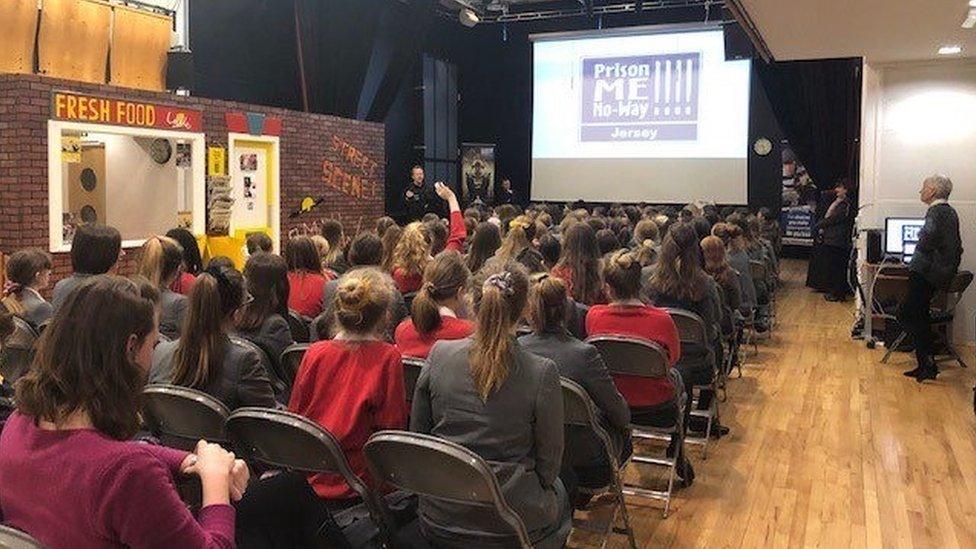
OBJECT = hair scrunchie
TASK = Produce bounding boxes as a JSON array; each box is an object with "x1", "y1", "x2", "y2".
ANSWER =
[
  {"x1": 484, "y1": 272, "x2": 514, "y2": 296},
  {"x1": 2, "y1": 281, "x2": 22, "y2": 298}
]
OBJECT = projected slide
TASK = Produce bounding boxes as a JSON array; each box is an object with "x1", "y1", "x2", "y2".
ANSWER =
[{"x1": 532, "y1": 28, "x2": 751, "y2": 203}]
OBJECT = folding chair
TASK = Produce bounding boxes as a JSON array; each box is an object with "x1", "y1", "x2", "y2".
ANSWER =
[
  {"x1": 586, "y1": 335, "x2": 684, "y2": 518},
  {"x1": 142, "y1": 384, "x2": 231, "y2": 451},
  {"x1": 230, "y1": 336, "x2": 289, "y2": 403},
  {"x1": 364, "y1": 431, "x2": 572, "y2": 549},
  {"x1": 872, "y1": 274, "x2": 910, "y2": 362},
  {"x1": 401, "y1": 356, "x2": 427, "y2": 406},
  {"x1": 882, "y1": 271, "x2": 973, "y2": 367},
  {"x1": 226, "y1": 407, "x2": 395, "y2": 546},
  {"x1": 280, "y1": 343, "x2": 310, "y2": 387},
  {"x1": 286, "y1": 310, "x2": 312, "y2": 343},
  {"x1": 0, "y1": 317, "x2": 38, "y2": 384},
  {"x1": 665, "y1": 308, "x2": 720, "y2": 459},
  {"x1": 0, "y1": 524, "x2": 45, "y2": 549},
  {"x1": 749, "y1": 260, "x2": 773, "y2": 337},
  {"x1": 560, "y1": 378, "x2": 636, "y2": 549}
]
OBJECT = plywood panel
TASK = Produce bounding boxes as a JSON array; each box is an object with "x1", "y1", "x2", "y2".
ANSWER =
[
  {"x1": 0, "y1": 0, "x2": 39, "y2": 74},
  {"x1": 110, "y1": 6, "x2": 171, "y2": 91},
  {"x1": 38, "y1": 0, "x2": 111, "y2": 84}
]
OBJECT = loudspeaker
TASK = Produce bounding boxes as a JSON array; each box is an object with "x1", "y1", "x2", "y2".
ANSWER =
[
  {"x1": 166, "y1": 50, "x2": 194, "y2": 92},
  {"x1": 723, "y1": 22, "x2": 754, "y2": 61},
  {"x1": 866, "y1": 229, "x2": 884, "y2": 264}
]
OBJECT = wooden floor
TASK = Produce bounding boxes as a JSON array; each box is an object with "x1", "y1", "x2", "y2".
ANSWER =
[{"x1": 578, "y1": 259, "x2": 976, "y2": 548}]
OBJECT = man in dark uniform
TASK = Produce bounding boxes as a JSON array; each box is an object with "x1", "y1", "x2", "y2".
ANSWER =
[
  {"x1": 404, "y1": 165, "x2": 437, "y2": 221},
  {"x1": 495, "y1": 177, "x2": 515, "y2": 206},
  {"x1": 899, "y1": 174, "x2": 963, "y2": 382}
]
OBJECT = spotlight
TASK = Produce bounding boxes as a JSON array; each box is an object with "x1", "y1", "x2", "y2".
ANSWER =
[
  {"x1": 938, "y1": 45, "x2": 962, "y2": 55},
  {"x1": 459, "y1": 7, "x2": 479, "y2": 27}
]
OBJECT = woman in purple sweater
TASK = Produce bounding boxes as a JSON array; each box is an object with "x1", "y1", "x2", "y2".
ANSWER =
[{"x1": 0, "y1": 275, "x2": 247, "y2": 548}]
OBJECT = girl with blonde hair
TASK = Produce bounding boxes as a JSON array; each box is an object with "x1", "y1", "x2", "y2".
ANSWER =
[{"x1": 137, "y1": 236, "x2": 187, "y2": 340}]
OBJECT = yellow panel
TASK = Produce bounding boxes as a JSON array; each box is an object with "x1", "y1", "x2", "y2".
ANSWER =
[
  {"x1": 110, "y1": 6, "x2": 171, "y2": 91},
  {"x1": 38, "y1": 0, "x2": 111, "y2": 84},
  {"x1": 0, "y1": 0, "x2": 39, "y2": 74}
]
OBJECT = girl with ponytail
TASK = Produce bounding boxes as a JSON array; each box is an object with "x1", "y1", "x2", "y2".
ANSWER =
[
  {"x1": 411, "y1": 260, "x2": 569, "y2": 546},
  {"x1": 137, "y1": 236, "x2": 187, "y2": 340},
  {"x1": 151, "y1": 266, "x2": 276, "y2": 410},
  {"x1": 495, "y1": 215, "x2": 545, "y2": 273},
  {"x1": 394, "y1": 251, "x2": 473, "y2": 359},
  {"x1": 288, "y1": 268, "x2": 407, "y2": 501},
  {"x1": 1, "y1": 248, "x2": 53, "y2": 328}
]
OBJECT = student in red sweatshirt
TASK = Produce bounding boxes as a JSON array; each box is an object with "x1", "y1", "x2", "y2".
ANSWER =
[
  {"x1": 0, "y1": 276, "x2": 243, "y2": 548},
  {"x1": 395, "y1": 250, "x2": 474, "y2": 359},
  {"x1": 392, "y1": 182, "x2": 466, "y2": 293},
  {"x1": 285, "y1": 235, "x2": 333, "y2": 318}
]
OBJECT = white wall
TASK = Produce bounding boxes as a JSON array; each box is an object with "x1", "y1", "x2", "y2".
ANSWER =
[
  {"x1": 99, "y1": 134, "x2": 180, "y2": 241},
  {"x1": 859, "y1": 58, "x2": 976, "y2": 342}
]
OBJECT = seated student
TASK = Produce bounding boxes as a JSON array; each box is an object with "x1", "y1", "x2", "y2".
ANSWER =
[
  {"x1": 317, "y1": 233, "x2": 408, "y2": 341},
  {"x1": 519, "y1": 275, "x2": 631, "y2": 505},
  {"x1": 51, "y1": 224, "x2": 122, "y2": 312},
  {"x1": 289, "y1": 269, "x2": 408, "y2": 501},
  {"x1": 494, "y1": 215, "x2": 546, "y2": 273},
  {"x1": 246, "y1": 231, "x2": 274, "y2": 256},
  {"x1": 395, "y1": 251, "x2": 473, "y2": 359},
  {"x1": 151, "y1": 266, "x2": 276, "y2": 410},
  {"x1": 380, "y1": 224, "x2": 403, "y2": 273},
  {"x1": 138, "y1": 236, "x2": 189, "y2": 341},
  {"x1": 595, "y1": 228, "x2": 620, "y2": 258},
  {"x1": 713, "y1": 222, "x2": 757, "y2": 314},
  {"x1": 235, "y1": 252, "x2": 295, "y2": 368},
  {"x1": 552, "y1": 223, "x2": 608, "y2": 306},
  {"x1": 166, "y1": 227, "x2": 203, "y2": 295},
  {"x1": 466, "y1": 222, "x2": 502, "y2": 274},
  {"x1": 1, "y1": 249, "x2": 53, "y2": 328},
  {"x1": 412, "y1": 261, "x2": 570, "y2": 547},
  {"x1": 0, "y1": 276, "x2": 245, "y2": 548},
  {"x1": 701, "y1": 235, "x2": 742, "y2": 336},
  {"x1": 538, "y1": 233, "x2": 561, "y2": 272},
  {"x1": 285, "y1": 236, "x2": 331, "y2": 319},
  {"x1": 392, "y1": 183, "x2": 466, "y2": 293},
  {"x1": 645, "y1": 223, "x2": 727, "y2": 437},
  {"x1": 320, "y1": 219, "x2": 351, "y2": 275}
]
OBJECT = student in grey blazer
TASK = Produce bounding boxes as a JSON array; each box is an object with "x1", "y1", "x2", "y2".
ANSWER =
[
  {"x1": 411, "y1": 261, "x2": 570, "y2": 548},
  {"x1": 1, "y1": 249, "x2": 54, "y2": 329},
  {"x1": 519, "y1": 274, "x2": 631, "y2": 502},
  {"x1": 149, "y1": 266, "x2": 275, "y2": 410},
  {"x1": 235, "y1": 253, "x2": 295, "y2": 369},
  {"x1": 136, "y1": 236, "x2": 188, "y2": 341},
  {"x1": 51, "y1": 224, "x2": 121, "y2": 312}
]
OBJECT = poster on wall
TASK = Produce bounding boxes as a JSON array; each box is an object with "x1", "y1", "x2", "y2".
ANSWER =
[
  {"x1": 175, "y1": 143, "x2": 192, "y2": 168},
  {"x1": 61, "y1": 135, "x2": 81, "y2": 163},
  {"x1": 208, "y1": 146, "x2": 227, "y2": 177},
  {"x1": 206, "y1": 175, "x2": 233, "y2": 236},
  {"x1": 231, "y1": 148, "x2": 268, "y2": 229},
  {"x1": 780, "y1": 141, "x2": 818, "y2": 247},
  {"x1": 460, "y1": 143, "x2": 495, "y2": 206}
]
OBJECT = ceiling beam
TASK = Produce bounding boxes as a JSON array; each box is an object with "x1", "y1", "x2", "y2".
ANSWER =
[{"x1": 724, "y1": 0, "x2": 772, "y2": 62}]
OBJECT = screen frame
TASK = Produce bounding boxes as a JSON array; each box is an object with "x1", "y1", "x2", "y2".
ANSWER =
[{"x1": 884, "y1": 216, "x2": 925, "y2": 255}]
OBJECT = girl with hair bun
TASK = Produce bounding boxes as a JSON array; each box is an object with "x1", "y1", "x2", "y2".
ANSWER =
[
  {"x1": 137, "y1": 235, "x2": 188, "y2": 340},
  {"x1": 151, "y1": 266, "x2": 276, "y2": 410},
  {"x1": 1, "y1": 248, "x2": 53, "y2": 328},
  {"x1": 288, "y1": 267, "x2": 407, "y2": 501},
  {"x1": 395, "y1": 251, "x2": 473, "y2": 359},
  {"x1": 411, "y1": 260, "x2": 570, "y2": 546}
]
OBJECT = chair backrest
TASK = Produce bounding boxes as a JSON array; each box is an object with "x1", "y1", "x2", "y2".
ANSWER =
[
  {"x1": 665, "y1": 307, "x2": 708, "y2": 347},
  {"x1": 226, "y1": 407, "x2": 393, "y2": 535},
  {"x1": 286, "y1": 310, "x2": 312, "y2": 343},
  {"x1": 142, "y1": 384, "x2": 230, "y2": 450},
  {"x1": 941, "y1": 270, "x2": 974, "y2": 311},
  {"x1": 586, "y1": 335, "x2": 669, "y2": 378},
  {"x1": 559, "y1": 377, "x2": 620, "y2": 469},
  {"x1": 401, "y1": 356, "x2": 427, "y2": 405},
  {"x1": 230, "y1": 336, "x2": 288, "y2": 399},
  {"x1": 363, "y1": 430, "x2": 533, "y2": 549},
  {"x1": 0, "y1": 524, "x2": 46, "y2": 549},
  {"x1": 279, "y1": 343, "x2": 310, "y2": 387},
  {"x1": 7, "y1": 317, "x2": 37, "y2": 351}
]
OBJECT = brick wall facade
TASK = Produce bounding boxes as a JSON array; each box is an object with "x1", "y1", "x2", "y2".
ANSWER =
[{"x1": 0, "y1": 74, "x2": 385, "y2": 282}]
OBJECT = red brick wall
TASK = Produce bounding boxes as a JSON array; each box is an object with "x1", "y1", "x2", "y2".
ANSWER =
[{"x1": 0, "y1": 74, "x2": 385, "y2": 282}]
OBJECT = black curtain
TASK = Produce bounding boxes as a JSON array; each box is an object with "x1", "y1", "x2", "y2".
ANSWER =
[{"x1": 757, "y1": 58, "x2": 862, "y2": 192}]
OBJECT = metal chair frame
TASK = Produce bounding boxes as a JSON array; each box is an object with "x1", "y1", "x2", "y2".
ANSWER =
[
  {"x1": 142, "y1": 384, "x2": 231, "y2": 450},
  {"x1": 279, "y1": 343, "x2": 310, "y2": 387},
  {"x1": 364, "y1": 430, "x2": 534, "y2": 548},
  {"x1": 665, "y1": 308, "x2": 720, "y2": 460},
  {"x1": 401, "y1": 356, "x2": 427, "y2": 406},
  {"x1": 586, "y1": 335, "x2": 684, "y2": 518},
  {"x1": 560, "y1": 377, "x2": 636, "y2": 549}
]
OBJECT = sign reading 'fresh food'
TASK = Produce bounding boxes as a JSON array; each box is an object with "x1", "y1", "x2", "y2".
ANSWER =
[{"x1": 52, "y1": 92, "x2": 203, "y2": 132}]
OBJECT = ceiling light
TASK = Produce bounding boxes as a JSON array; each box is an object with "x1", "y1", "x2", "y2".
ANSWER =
[
  {"x1": 459, "y1": 7, "x2": 479, "y2": 27},
  {"x1": 969, "y1": 0, "x2": 976, "y2": 7},
  {"x1": 939, "y1": 45, "x2": 962, "y2": 55}
]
